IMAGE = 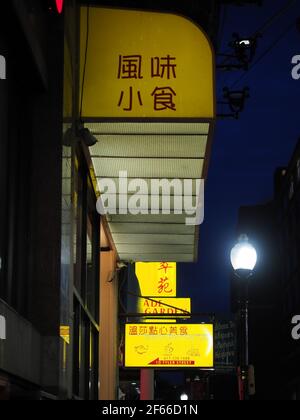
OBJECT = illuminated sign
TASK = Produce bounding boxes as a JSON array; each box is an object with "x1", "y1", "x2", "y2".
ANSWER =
[
  {"x1": 60, "y1": 326, "x2": 70, "y2": 344},
  {"x1": 0, "y1": 55, "x2": 6, "y2": 80},
  {"x1": 80, "y1": 7, "x2": 215, "y2": 119},
  {"x1": 0, "y1": 315, "x2": 6, "y2": 340},
  {"x1": 136, "y1": 262, "x2": 177, "y2": 297},
  {"x1": 138, "y1": 298, "x2": 191, "y2": 317},
  {"x1": 125, "y1": 324, "x2": 214, "y2": 368}
]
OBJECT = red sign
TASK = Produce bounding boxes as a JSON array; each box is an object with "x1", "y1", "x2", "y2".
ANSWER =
[{"x1": 55, "y1": 0, "x2": 64, "y2": 14}]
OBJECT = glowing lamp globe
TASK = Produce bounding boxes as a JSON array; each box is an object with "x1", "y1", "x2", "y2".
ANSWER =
[{"x1": 230, "y1": 235, "x2": 257, "y2": 272}]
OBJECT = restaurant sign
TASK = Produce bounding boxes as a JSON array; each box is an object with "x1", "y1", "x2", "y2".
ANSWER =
[
  {"x1": 125, "y1": 323, "x2": 214, "y2": 368},
  {"x1": 80, "y1": 7, "x2": 215, "y2": 119},
  {"x1": 135, "y1": 262, "x2": 177, "y2": 298}
]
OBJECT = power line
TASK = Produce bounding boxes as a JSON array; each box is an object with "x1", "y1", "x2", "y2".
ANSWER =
[
  {"x1": 217, "y1": 0, "x2": 298, "y2": 69},
  {"x1": 230, "y1": 19, "x2": 296, "y2": 89},
  {"x1": 253, "y1": 0, "x2": 298, "y2": 37},
  {"x1": 218, "y1": 4, "x2": 228, "y2": 52}
]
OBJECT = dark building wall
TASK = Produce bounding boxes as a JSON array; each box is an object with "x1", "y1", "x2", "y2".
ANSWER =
[
  {"x1": 0, "y1": 22, "x2": 8, "y2": 303},
  {"x1": 273, "y1": 142, "x2": 300, "y2": 399},
  {"x1": 0, "y1": 0, "x2": 65, "y2": 397},
  {"x1": 27, "y1": 8, "x2": 64, "y2": 339},
  {"x1": 1, "y1": 0, "x2": 222, "y2": 400}
]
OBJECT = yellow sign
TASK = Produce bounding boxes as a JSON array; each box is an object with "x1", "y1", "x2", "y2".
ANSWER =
[
  {"x1": 60, "y1": 326, "x2": 70, "y2": 345},
  {"x1": 136, "y1": 262, "x2": 176, "y2": 297},
  {"x1": 125, "y1": 324, "x2": 214, "y2": 368},
  {"x1": 138, "y1": 298, "x2": 191, "y2": 317},
  {"x1": 80, "y1": 7, "x2": 215, "y2": 119}
]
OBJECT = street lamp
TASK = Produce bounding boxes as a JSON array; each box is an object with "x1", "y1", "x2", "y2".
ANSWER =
[
  {"x1": 180, "y1": 393, "x2": 189, "y2": 401},
  {"x1": 231, "y1": 235, "x2": 257, "y2": 400},
  {"x1": 231, "y1": 234, "x2": 257, "y2": 273}
]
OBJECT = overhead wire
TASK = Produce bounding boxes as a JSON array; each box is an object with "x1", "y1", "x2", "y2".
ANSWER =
[
  {"x1": 217, "y1": 0, "x2": 298, "y2": 69},
  {"x1": 230, "y1": 19, "x2": 296, "y2": 89},
  {"x1": 217, "y1": 0, "x2": 299, "y2": 109},
  {"x1": 218, "y1": 4, "x2": 228, "y2": 52},
  {"x1": 252, "y1": 0, "x2": 297, "y2": 37}
]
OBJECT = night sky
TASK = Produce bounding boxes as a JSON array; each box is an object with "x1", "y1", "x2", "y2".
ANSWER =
[{"x1": 178, "y1": 0, "x2": 300, "y2": 315}]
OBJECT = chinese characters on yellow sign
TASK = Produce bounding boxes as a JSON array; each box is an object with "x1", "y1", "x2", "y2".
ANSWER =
[
  {"x1": 125, "y1": 324, "x2": 214, "y2": 368},
  {"x1": 135, "y1": 262, "x2": 177, "y2": 297},
  {"x1": 117, "y1": 54, "x2": 177, "y2": 112},
  {"x1": 80, "y1": 7, "x2": 215, "y2": 119}
]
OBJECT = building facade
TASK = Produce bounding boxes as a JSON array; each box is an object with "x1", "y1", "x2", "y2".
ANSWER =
[
  {"x1": 274, "y1": 141, "x2": 300, "y2": 399},
  {"x1": 0, "y1": 0, "x2": 221, "y2": 400},
  {"x1": 0, "y1": 0, "x2": 109, "y2": 400},
  {"x1": 0, "y1": 0, "x2": 65, "y2": 399}
]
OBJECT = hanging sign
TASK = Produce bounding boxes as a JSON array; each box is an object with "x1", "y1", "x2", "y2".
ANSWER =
[
  {"x1": 125, "y1": 323, "x2": 214, "y2": 368},
  {"x1": 80, "y1": 7, "x2": 215, "y2": 119},
  {"x1": 135, "y1": 262, "x2": 177, "y2": 297}
]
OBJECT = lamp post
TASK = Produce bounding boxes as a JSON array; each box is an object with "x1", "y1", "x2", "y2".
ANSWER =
[{"x1": 230, "y1": 235, "x2": 257, "y2": 401}]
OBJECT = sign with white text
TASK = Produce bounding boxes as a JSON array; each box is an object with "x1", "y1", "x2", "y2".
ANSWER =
[{"x1": 214, "y1": 321, "x2": 237, "y2": 371}]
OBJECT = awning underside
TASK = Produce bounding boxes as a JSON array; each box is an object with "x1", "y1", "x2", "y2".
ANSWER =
[{"x1": 87, "y1": 121, "x2": 211, "y2": 263}]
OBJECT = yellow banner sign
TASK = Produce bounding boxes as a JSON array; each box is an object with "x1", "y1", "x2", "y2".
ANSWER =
[
  {"x1": 80, "y1": 7, "x2": 215, "y2": 119},
  {"x1": 138, "y1": 298, "x2": 191, "y2": 317},
  {"x1": 136, "y1": 262, "x2": 177, "y2": 297},
  {"x1": 125, "y1": 324, "x2": 214, "y2": 368},
  {"x1": 60, "y1": 326, "x2": 70, "y2": 345}
]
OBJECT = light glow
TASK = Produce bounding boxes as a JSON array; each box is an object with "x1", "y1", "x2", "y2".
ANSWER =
[
  {"x1": 55, "y1": 0, "x2": 64, "y2": 14},
  {"x1": 230, "y1": 236, "x2": 257, "y2": 271}
]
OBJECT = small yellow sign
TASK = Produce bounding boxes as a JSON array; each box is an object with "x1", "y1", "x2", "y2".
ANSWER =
[
  {"x1": 136, "y1": 262, "x2": 177, "y2": 297},
  {"x1": 60, "y1": 326, "x2": 70, "y2": 345},
  {"x1": 125, "y1": 324, "x2": 214, "y2": 368},
  {"x1": 80, "y1": 7, "x2": 215, "y2": 119}
]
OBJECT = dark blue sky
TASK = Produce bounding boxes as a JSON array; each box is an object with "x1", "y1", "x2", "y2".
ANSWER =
[{"x1": 179, "y1": 0, "x2": 300, "y2": 314}]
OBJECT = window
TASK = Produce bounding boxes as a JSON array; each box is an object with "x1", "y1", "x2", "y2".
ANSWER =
[
  {"x1": 0, "y1": 39, "x2": 8, "y2": 300},
  {"x1": 0, "y1": 32, "x2": 31, "y2": 315},
  {"x1": 297, "y1": 160, "x2": 300, "y2": 182},
  {"x1": 289, "y1": 177, "x2": 295, "y2": 200},
  {"x1": 72, "y1": 148, "x2": 99, "y2": 400}
]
